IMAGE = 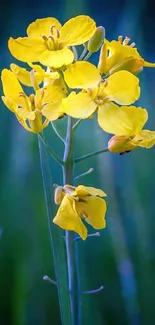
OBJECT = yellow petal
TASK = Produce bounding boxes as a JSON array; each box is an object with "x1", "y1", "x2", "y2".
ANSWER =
[
  {"x1": 104, "y1": 71, "x2": 140, "y2": 105},
  {"x1": 1, "y1": 69, "x2": 23, "y2": 100},
  {"x1": 40, "y1": 47, "x2": 74, "y2": 68},
  {"x1": 27, "y1": 17, "x2": 61, "y2": 37},
  {"x1": 60, "y1": 15, "x2": 96, "y2": 46},
  {"x1": 77, "y1": 196, "x2": 106, "y2": 229},
  {"x1": 2, "y1": 96, "x2": 16, "y2": 112},
  {"x1": 10, "y1": 63, "x2": 32, "y2": 86},
  {"x1": 75, "y1": 185, "x2": 107, "y2": 197},
  {"x1": 64, "y1": 61, "x2": 101, "y2": 89},
  {"x1": 53, "y1": 195, "x2": 87, "y2": 240},
  {"x1": 8, "y1": 37, "x2": 46, "y2": 63},
  {"x1": 62, "y1": 92, "x2": 97, "y2": 118},
  {"x1": 98, "y1": 102, "x2": 148, "y2": 135},
  {"x1": 133, "y1": 130, "x2": 155, "y2": 148},
  {"x1": 42, "y1": 102, "x2": 63, "y2": 121},
  {"x1": 40, "y1": 85, "x2": 66, "y2": 104}
]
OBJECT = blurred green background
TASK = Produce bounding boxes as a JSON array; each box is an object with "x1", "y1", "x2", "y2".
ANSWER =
[{"x1": 1, "y1": 0, "x2": 155, "y2": 324}]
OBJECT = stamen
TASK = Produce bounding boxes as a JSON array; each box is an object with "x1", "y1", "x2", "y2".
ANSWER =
[
  {"x1": 130, "y1": 42, "x2": 136, "y2": 48},
  {"x1": 118, "y1": 35, "x2": 123, "y2": 43},
  {"x1": 42, "y1": 34, "x2": 48, "y2": 41},
  {"x1": 50, "y1": 24, "x2": 56, "y2": 35},
  {"x1": 123, "y1": 37, "x2": 130, "y2": 46}
]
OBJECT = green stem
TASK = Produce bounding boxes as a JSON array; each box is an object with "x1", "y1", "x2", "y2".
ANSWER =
[
  {"x1": 83, "y1": 52, "x2": 92, "y2": 61},
  {"x1": 63, "y1": 117, "x2": 81, "y2": 325},
  {"x1": 73, "y1": 119, "x2": 83, "y2": 131},
  {"x1": 75, "y1": 147, "x2": 109, "y2": 164},
  {"x1": 39, "y1": 132, "x2": 63, "y2": 165}
]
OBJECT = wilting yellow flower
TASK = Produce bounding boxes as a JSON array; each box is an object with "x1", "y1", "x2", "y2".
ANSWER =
[
  {"x1": 98, "y1": 36, "x2": 155, "y2": 75},
  {"x1": 62, "y1": 61, "x2": 140, "y2": 131},
  {"x1": 53, "y1": 184, "x2": 107, "y2": 240},
  {"x1": 106, "y1": 105, "x2": 155, "y2": 153},
  {"x1": 10, "y1": 63, "x2": 59, "y2": 88},
  {"x1": 8, "y1": 16, "x2": 96, "y2": 68},
  {"x1": 1, "y1": 69, "x2": 66, "y2": 132}
]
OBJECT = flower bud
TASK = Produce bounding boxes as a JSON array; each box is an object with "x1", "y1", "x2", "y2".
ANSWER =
[
  {"x1": 109, "y1": 57, "x2": 144, "y2": 75},
  {"x1": 108, "y1": 135, "x2": 135, "y2": 153},
  {"x1": 54, "y1": 186, "x2": 63, "y2": 205},
  {"x1": 87, "y1": 26, "x2": 105, "y2": 53}
]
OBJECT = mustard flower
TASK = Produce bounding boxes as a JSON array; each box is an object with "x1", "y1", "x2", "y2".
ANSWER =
[
  {"x1": 62, "y1": 61, "x2": 140, "y2": 132},
  {"x1": 8, "y1": 16, "x2": 96, "y2": 68},
  {"x1": 98, "y1": 36, "x2": 155, "y2": 75},
  {"x1": 53, "y1": 184, "x2": 107, "y2": 240},
  {"x1": 106, "y1": 105, "x2": 155, "y2": 153},
  {"x1": 1, "y1": 69, "x2": 65, "y2": 132}
]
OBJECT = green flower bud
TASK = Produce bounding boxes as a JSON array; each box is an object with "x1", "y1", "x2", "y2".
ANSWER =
[{"x1": 87, "y1": 26, "x2": 105, "y2": 53}]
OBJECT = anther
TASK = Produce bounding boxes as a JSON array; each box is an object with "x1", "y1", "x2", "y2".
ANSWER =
[
  {"x1": 123, "y1": 37, "x2": 130, "y2": 46},
  {"x1": 42, "y1": 34, "x2": 48, "y2": 41},
  {"x1": 130, "y1": 42, "x2": 136, "y2": 48},
  {"x1": 118, "y1": 35, "x2": 123, "y2": 43}
]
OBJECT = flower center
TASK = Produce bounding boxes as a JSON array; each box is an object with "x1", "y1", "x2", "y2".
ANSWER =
[{"x1": 42, "y1": 25, "x2": 63, "y2": 51}]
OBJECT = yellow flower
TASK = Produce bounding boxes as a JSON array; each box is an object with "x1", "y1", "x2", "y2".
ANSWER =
[
  {"x1": 1, "y1": 69, "x2": 66, "y2": 132},
  {"x1": 106, "y1": 105, "x2": 155, "y2": 153},
  {"x1": 53, "y1": 184, "x2": 107, "y2": 240},
  {"x1": 8, "y1": 16, "x2": 96, "y2": 68},
  {"x1": 62, "y1": 61, "x2": 140, "y2": 131},
  {"x1": 98, "y1": 36, "x2": 155, "y2": 75},
  {"x1": 10, "y1": 63, "x2": 59, "y2": 88}
]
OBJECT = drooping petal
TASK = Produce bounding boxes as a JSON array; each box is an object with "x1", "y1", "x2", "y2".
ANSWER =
[
  {"x1": 75, "y1": 185, "x2": 107, "y2": 197},
  {"x1": 53, "y1": 195, "x2": 87, "y2": 240},
  {"x1": 60, "y1": 15, "x2": 96, "y2": 46},
  {"x1": 62, "y1": 91, "x2": 97, "y2": 118},
  {"x1": 2, "y1": 96, "x2": 16, "y2": 112},
  {"x1": 64, "y1": 61, "x2": 101, "y2": 89},
  {"x1": 98, "y1": 102, "x2": 148, "y2": 135},
  {"x1": 8, "y1": 37, "x2": 46, "y2": 63},
  {"x1": 133, "y1": 130, "x2": 155, "y2": 148},
  {"x1": 40, "y1": 47, "x2": 74, "y2": 68},
  {"x1": 1, "y1": 69, "x2": 23, "y2": 100},
  {"x1": 28, "y1": 111, "x2": 48, "y2": 133},
  {"x1": 77, "y1": 196, "x2": 106, "y2": 229},
  {"x1": 104, "y1": 70, "x2": 140, "y2": 105},
  {"x1": 10, "y1": 63, "x2": 32, "y2": 86},
  {"x1": 27, "y1": 17, "x2": 61, "y2": 37}
]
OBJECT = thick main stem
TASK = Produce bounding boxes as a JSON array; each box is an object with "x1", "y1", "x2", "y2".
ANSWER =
[{"x1": 63, "y1": 117, "x2": 80, "y2": 325}]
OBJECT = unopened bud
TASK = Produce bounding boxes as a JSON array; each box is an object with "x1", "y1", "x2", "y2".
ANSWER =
[
  {"x1": 87, "y1": 26, "x2": 105, "y2": 53},
  {"x1": 109, "y1": 57, "x2": 144, "y2": 75},
  {"x1": 54, "y1": 186, "x2": 63, "y2": 205},
  {"x1": 108, "y1": 135, "x2": 135, "y2": 153}
]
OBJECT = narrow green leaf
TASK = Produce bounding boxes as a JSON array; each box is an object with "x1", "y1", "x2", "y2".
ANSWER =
[{"x1": 38, "y1": 136, "x2": 72, "y2": 325}]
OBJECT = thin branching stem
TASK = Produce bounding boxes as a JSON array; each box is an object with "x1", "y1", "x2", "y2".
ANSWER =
[
  {"x1": 75, "y1": 148, "x2": 109, "y2": 164},
  {"x1": 51, "y1": 122, "x2": 66, "y2": 144},
  {"x1": 39, "y1": 132, "x2": 63, "y2": 165},
  {"x1": 79, "y1": 45, "x2": 87, "y2": 61},
  {"x1": 73, "y1": 119, "x2": 83, "y2": 131}
]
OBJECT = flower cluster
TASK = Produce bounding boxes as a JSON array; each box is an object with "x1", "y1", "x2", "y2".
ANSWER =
[
  {"x1": 1, "y1": 15, "x2": 155, "y2": 152},
  {"x1": 1, "y1": 15, "x2": 155, "y2": 238}
]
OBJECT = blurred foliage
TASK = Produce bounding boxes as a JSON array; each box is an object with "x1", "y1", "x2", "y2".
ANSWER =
[{"x1": 0, "y1": 0, "x2": 155, "y2": 324}]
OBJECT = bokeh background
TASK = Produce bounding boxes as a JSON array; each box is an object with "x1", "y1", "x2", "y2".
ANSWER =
[{"x1": 1, "y1": 0, "x2": 155, "y2": 324}]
